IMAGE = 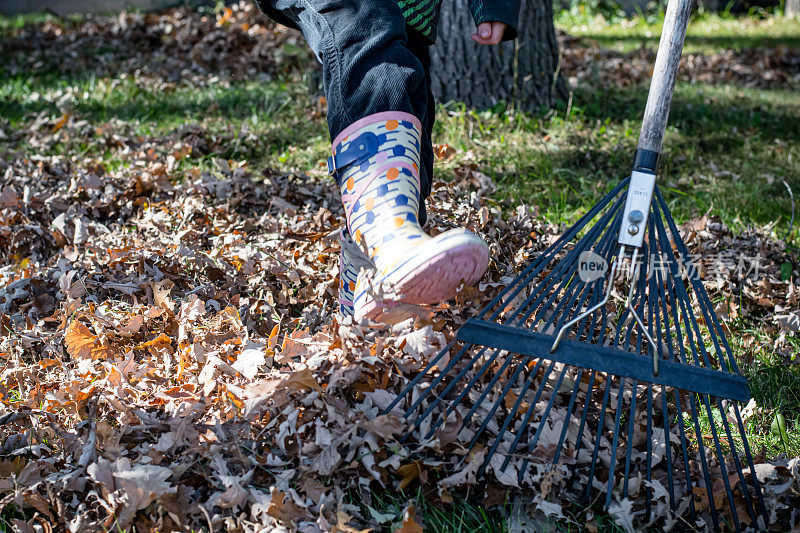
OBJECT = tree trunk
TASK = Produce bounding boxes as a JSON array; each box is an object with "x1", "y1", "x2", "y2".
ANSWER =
[
  {"x1": 787, "y1": 0, "x2": 799, "y2": 18},
  {"x1": 430, "y1": 0, "x2": 568, "y2": 112}
]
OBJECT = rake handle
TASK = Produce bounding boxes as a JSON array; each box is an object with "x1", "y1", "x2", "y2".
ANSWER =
[{"x1": 637, "y1": 0, "x2": 694, "y2": 158}]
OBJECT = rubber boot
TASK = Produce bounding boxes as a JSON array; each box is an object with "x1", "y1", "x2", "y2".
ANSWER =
[
  {"x1": 328, "y1": 111, "x2": 488, "y2": 320},
  {"x1": 337, "y1": 227, "x2": 369, "y2": 316}
]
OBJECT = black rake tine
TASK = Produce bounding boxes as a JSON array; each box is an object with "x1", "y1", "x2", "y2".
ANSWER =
[
  {"x1": 733, "y1": 402, "x2": 769, "y2": 525},
  {"x1": 653, "y1": 209, "x2": 694, "y2": 516},
  {"x1": 685, "y1": 391, "x2": 722, "y2": 530},
  {"x1": 501, "y1": 362, "x2": 566, "y2": 472},
  {"x1": 386, "y1": 338, "x2": 463, "y2": 415},
  {"x1": 621, "y1": 380, "x2": 638, "y2": 501},
  {"x1": 715, "y1": 396, "x2": 758, "y2": 524},
  {"x1": 656, "y1": 187, "x2": 742, "y2": 375},
  {"x1": 646, "y1": 221, "x2": 664, "y2": 514},
  {"x1": 674, "y1": 285, "x2": 744, "y2": 527},
  {"x1": 644, "y1": 383, "x2": 654, "y2": 520},
  {"x1": 548, "y1": 207, "x2": 624, "y2": 336},
  {"x1": 534, "y1": 254, "x2": 611, "y2": 483},
  {"x1": 567, "y1": 370, "x2": 598, "y2": 490},
  {"x1": 585, "y1": 376, "x2": 613, "y2": 501},
  {"x1": 672, "y1": 388, "x2": 697, "y2": 520},
  {"x1": 552, "y1": 369, "x2": 585, "y2": 466},
  {"x1": 482, "y1": 179, "x2": 630, "y2": 322},
  {"x1": 702, "y1": 392, "x2": 742, "y2": 530},
  {"x1": 658, "y1": 204, "x2": 741, "y2": 526},
  {"x1": 469, "y1": 356, "x2": 543, "y2": 453},
  {"x1": 510, "y1": 200, "x2": 624, "y2": 329},
  {"x1": 419, "y1": 346, "x2": 505, "y2": 438},
  {"x1": 605, "y1": 378, "x2": 627, "y2": 508},
  {"x1": 486, "y1": 360, "x2": 559, "y2": 475}
]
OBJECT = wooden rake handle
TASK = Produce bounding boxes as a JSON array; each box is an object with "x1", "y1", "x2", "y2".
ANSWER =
[{"x1": 637, "y1": 0, "x2": 694, "y2": 155}]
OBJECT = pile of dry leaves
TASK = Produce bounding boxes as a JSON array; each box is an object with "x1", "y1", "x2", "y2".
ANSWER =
[
  {"x1": 558, "y1": 32, "x2": 800, "y2": 90},
  {"x1": 0, "y1": 2, "x2": 308, "y2": 87},
  {"x1": 1, "y1": 4, "x2": 799, "y2": 532},
  {"x1": 1, "y1": 110, "x2": 799, "y2": 532}
]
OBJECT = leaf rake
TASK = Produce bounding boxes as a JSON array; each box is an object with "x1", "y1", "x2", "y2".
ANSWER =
[{"x1": 383, "y1": 0, "x2": 769, "y2": 529}]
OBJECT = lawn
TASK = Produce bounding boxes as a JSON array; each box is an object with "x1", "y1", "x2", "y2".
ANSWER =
[{"x1": 1, "y1": 3, "x2": 799, "y2": 531}]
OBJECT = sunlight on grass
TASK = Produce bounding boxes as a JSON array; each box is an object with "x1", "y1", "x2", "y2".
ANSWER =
[{"x1": 557, "y1": 11, "x2": 800, "y2": 54}]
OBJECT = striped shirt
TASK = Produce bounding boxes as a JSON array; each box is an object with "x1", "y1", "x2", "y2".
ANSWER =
[{"x1": 398, "y1": 0, "x2": 520, "y2": 43}]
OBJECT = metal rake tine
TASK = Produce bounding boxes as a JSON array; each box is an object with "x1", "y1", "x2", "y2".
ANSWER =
[
  {"x1": 385, "y1": 338, "x2": 463, "y2": 415},
  {"x1": 468, "y1": 357, "x2": 544, "y2": 452},
  {"x1": 508, "y1": 200, "x2": 625, "y2": 328},
  {"x1": 482, "y1": 180, "x2": 630, "y2": 322},
  {"x1": 585, "y1": 376, "x2": 613, "y2": 501},
  {"x1": 621, "y1": 380, "x2": 639, "y2": 501},
  {"x1": 483, "y1": 360, "x2": 559, "y2": 476},
  {"x1": 505, "y1": 364, "x2": 570, "y2": 474},
  {"x1": 656, "y1": 188, "x2": 741, "y2": 374},
  {"x1": 604, "y1": 378, "x2": 628, "y2": 508}
]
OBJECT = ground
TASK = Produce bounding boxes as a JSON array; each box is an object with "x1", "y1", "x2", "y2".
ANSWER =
[{"x1": 0, "y1": 2, "x2": 799, "y2": 531}]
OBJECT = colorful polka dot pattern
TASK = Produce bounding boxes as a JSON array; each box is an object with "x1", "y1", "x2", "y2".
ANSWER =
[
  {"x1": 338, "y1": 228, "x2": 360, "y2": 316},
  {"x1": 335, "y1": 113, "x2": 425, "y2": 272}
]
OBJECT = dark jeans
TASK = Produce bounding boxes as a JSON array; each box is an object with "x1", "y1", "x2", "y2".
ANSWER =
[{"x1": 256, "y1": 0, "x2": 434, "y2": 224}]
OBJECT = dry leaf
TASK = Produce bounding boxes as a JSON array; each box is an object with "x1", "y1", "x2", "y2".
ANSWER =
[
  {"x1": 65, "y1": 320, "x2": 113, "y2": 360},
  {"x1": 394, "y1": 505, "x2": 423, "y2": 533}
]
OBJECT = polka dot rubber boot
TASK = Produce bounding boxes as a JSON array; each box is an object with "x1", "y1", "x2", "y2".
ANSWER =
[
  {"x1": 330, "y1": 111, "x2": 489, "y2": 321},
  {"x1": 337, "y1": 228, "x2": 360, "y2": 317}
]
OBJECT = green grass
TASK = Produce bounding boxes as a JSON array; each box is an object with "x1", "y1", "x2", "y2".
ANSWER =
[
  {"x1": 3, "y1": 71, "x2": 797, "y2": 235},
  {"x1": 346, "y1": 488, "x2": 509, "y2": 532},
  {"x1": 556, "y1": 11, "x2": 800, "y2": 54},
  {"x1": 346, "y1": 488, "x2": 628, "y2": 532}
]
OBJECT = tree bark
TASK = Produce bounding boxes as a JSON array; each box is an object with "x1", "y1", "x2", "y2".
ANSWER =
[{"x1": 430, "y1": 0, "x2": 568, "y2": 112}]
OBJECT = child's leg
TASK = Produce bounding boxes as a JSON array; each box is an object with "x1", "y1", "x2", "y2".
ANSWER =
[
  {"x1": 259, "y1": 2, "x2": 426, "y2": 134},
  {"x1": 259, "y1": 0, "x2": 433, "y2": 221},
  {"x1": 258, "y1": 0, "x2": 488, "y2": 318}
]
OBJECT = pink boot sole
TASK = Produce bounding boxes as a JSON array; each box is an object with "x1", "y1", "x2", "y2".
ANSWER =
[{"x1": 355, "y1": 231, "x2": 489, "y2": 321}]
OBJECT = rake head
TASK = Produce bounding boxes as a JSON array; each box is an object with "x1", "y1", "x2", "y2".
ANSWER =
[{"x1": 383, "y1": 179, "x2": 769, "y2": 531}]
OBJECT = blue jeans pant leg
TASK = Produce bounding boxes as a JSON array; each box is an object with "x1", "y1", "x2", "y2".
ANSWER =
[{"x1": 257, "y1": 0, "x2": 433, "y2": 224}]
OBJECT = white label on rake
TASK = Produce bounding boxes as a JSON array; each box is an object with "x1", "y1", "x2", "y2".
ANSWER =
[
  {"x1": 618, "y1": 170, "x2": 656, "y2": 248},
  {"x1": 578, "y1": 251, "x2": 608, "y2": 283}
]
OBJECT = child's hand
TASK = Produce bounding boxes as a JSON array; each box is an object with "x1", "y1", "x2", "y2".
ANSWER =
[{"x1": 470, "y1": 21, "x2": 508, "y2": 45}]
